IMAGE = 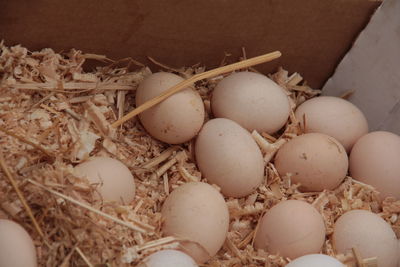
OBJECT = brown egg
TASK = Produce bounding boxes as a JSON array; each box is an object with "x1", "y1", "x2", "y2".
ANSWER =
[
  {"x1": 74, "y1": 157, "x2": 135, "y2": 204},
  {"x1": 254, "y1": 200, "x2": 326, "y2": 259},
  {"x1": 0, "y1": 219, "x2": 37, "y2": 267},
  {"x1": 161, "y1": 182, "x2": 229, "y2": 263},
  {"x1": 195, "y1": 118, "x2": 264, "y2": 197},
  {"x1": 274, "y1": 133, "x2": 348, "y2": 191},
  {"x1": 136, "y1": 72, "x2": 205, "y2": 144},
  {"x1": 285, "y1": 254, "x2": 344, "y2": 267},
  {"x1": 398, "y1": 240, "x2": 400, "y2": 267},
  {"x1": 211, "y1": 71, "x2": 290, "y2": 134},
  {"x1": 333, "y1": 210, "x2": 398, "y2": 267},
  {"x1": 137, "y1": 250, "x2": 198, "y2": 267},
  {"x1": 349, "y1": 131, "x2": 400, "y2": 200},
  {"x1": 295, "y1": 96, "x2": 368, "y2": 152}
]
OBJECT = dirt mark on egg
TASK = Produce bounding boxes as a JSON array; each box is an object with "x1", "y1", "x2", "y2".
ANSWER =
[{"x1": 327, "y1": 138, "x2": 342, "y2": 154}]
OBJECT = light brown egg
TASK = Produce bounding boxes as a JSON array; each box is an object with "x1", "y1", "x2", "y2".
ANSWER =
[
  {"x1": 136, "y1": 72, "x2": 205, "y2": 144},
  {"x1": 74, "y1": 157, "x2": 135, "y2": 204},
  {"x1": 161, "y1": 182, "x2": 229, "y2": 263},
  {"x1": 274, "y1": 133, "x2": 348, "y2": 192},
  {"x1": 333, "y1": 210, "x2": 398, "y2": 267},
  {"x1": 398, "y1": 240, "x2": 400, "y2": 267},
  {"x1": 195, "y1": 118, "x2": 264, "y2": 197},
  {"x1": 349, "y1": 131, "x2": 400, "y2": 200},
  {"x1": 0, "y1": 219, "x2": 37, "y2": 267},
  {"x1": 254, "y1": 200, "x2": 326, "y2": 259},
  {"x1": 137, "y1": 250, "x2": 198, "y2": 267},
  {"x1": 285, "y1": 254, "x2": 344, "y2": 267},
  {"x1": 295, "y1": 96, "x2": 368, "y2": 152},
  {"x1": 211, "y1": 71, "x2": 290, "y2": 134}
]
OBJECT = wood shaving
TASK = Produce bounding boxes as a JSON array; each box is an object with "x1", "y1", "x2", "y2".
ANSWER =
[{"x1": 0, "y1": 43, "x2": 389, "y2": 267}]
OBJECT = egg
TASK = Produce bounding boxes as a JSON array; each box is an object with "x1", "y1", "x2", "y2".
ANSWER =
[
  {"x1": 195, "y1": 118, "x2": 264, "y2": 197},
  {"x1": 274, "y1": 133, "x2": 348, "y2": 192},
  {"x1": 74, "y1": 157, "x2": 135, "y2": 203},
  {"x1": 211, "y1": 71, "x2": 290, "y2": 134},
  {"x1": 254, "y1": 200, "x2": 326, "y2": 259},
  {"x1": 137, "y1": 250, "x2": 198, "y2": 267},
  {"x1": 398, "y1": 240, "x2": 400, "y2": 267},
  {"x1": 161, "y1": 182, "x2": 229, "y2": 263},
  {"x1": 0, "y1": 219, "x2": 37, "y2": 267},
  {"x1": 136, "y1": 72, "x2": 205, "y2": 144},
  {"x1": 285, "y1": 254, "x2": 344, "y2": 267},
  {"x1": 333, "y1": 210, "x2": 398, "y2": 267},
  {"x1": 349, "y1": 131, "x2": 400, "y2": 200},
  {"x1": 295, "y1": 96, "x2": 368, "y2": 152}
]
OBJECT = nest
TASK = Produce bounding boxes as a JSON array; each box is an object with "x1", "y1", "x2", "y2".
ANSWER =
[{"x1": 0, "y1": 42, "x2": 399, "y2": 267}]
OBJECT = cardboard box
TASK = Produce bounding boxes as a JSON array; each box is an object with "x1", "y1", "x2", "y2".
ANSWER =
[
  {"x1": 0, "y1": 0, "x2": 380, "y2": 89},
  {"x1": 324, "y1": 0, "x2": 400, "y2": 134},
  {"x1": 4, "y1": 1, "x2": 399, "y2": 266}
]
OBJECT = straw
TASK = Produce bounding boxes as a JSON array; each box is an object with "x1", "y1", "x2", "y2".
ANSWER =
[
  {"x1": 27, "y1": 179, "x2": 153, "y2": 234},
  {"x1": 111, "y1": 51, "x2": 281, "y2": 127},
  {"x1": 0, "y1": 152, "x2": 45, "y2": 238}
]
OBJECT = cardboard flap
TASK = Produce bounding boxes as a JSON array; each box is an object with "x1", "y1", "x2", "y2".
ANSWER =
[
  {"x1": 0, "y1": 0, "x2": 379, "y2": 88},
  {"x1": 323, "y1": 0, "x2": 400, "y2": 133}
]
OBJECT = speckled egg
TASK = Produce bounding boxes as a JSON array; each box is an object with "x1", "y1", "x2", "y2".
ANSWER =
[{"x1": 274, "y1": 133, "x2": 348, "y2": 191}]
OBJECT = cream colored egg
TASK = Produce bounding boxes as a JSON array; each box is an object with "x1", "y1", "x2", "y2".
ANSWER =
[
  {"x1": 333, "y1": 210, "x2": 398, "y2": 267},
  {"x1": 285, "y1": 254, "x2": 344, "y2": 267},
  {"x1": 349, "y1": 131, "x2": 400, "y2": 200},
  {"x1": 161, "y1": 182, "x2": 229, "y2": 263},
  {"x1": 195, "y1": 118, "x2": 264, "y2": 197},
  {"x1": 211, "y1": 71, "x2": 290, "y2": 134},
  {"x1": 0, "y1": 219, "x2": 37, "y2": 267},
  {"x1": 137, "y1": 250, "x2": 198, "y2": 267},
  {"x1": 136, "y1": 72, "x2": 205, "y2": 144},
  {"x1": 274, "y1": 133, "x2": 348, "y2": 192},
  {"x1": 295, "y1": 96, "x2": 368, "y2": 152},
  {"x1": 254, "y1": 200, "x2": 326, "y2": 259},
  {"x1": 74, "y1": 157, "x2": 135, "y2": 204},
  {"x1": 398, "y1": 240, "x2": 400, "y2": 267}
]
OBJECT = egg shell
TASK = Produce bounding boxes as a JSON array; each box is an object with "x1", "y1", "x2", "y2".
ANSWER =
[
  {"x1": 349, "y1": 131, "x2": 400, "y2": 200},
  {"x1": 211, "y1": 71, "x2": 290, "y2": 134},
  {"x1": 274, "y1": 133, "x2": 348, "y2": 192},
  {"x1": 161, "y1": 182, "x2": 229, "y2": 263},
  {"x1": 137, "y1": 250, "x2": 198, "y2": 267},
  {"x1": 136, "y1": 72, "x2": 205, "y2": 144},
  {"x1": 0, "y1": 219, "x2": 37, "y2": 267},
  {"x1": 195, "y1": 118, "x2": 264, "y2": 197},
  {"x1": 333, "y1": 210, "x2": 398, "y2": 267},
  {"x1": 74, "y1": 157, "x2": 135, "y2": 203},
  {"x1": 254, "y1": 200, "x2": 326, "y2": 259},
  {"x1": 295, "y1": 96, "x2": 368, "y2": 152},
  {"x1": 398, "y1": 240, "x2": 400, "y2": 267},
  {"x1": 285, "y1": 254, "x2": 344, "y2": 267}
]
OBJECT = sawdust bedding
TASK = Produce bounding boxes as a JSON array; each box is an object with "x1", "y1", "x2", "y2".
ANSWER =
[{"x1": 0, "y1": 42, "x2": 399, "y2": 267}]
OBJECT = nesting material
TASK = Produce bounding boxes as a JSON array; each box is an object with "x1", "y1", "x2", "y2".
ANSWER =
[{"x1": 0, "y1": 43, "x2": 396, "y2": 266}]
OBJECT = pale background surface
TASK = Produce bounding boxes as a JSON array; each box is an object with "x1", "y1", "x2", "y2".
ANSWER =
[{"x1": 323, "y1": 0, "x2": 400, "y2": 134}]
